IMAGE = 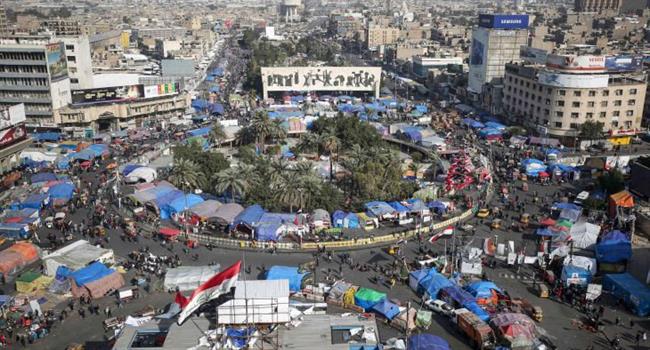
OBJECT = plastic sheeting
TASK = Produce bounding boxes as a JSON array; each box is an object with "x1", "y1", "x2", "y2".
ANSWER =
[
  {"x1": 569, "y1": 222, "x2": 600, "y2": 249},
  {"x1": 47, "y1": 183, "x2": 75, "y2": 200},
  {"x1": 210, "y1": 203, "x2": 245, "y2": 226},
  {"x1": 407, "y1": 334, "x2": 451, "y2": 350},
  {"x1": 43, "y1": 240, "x2": 114, "y2": 276},
  {"x1": 265, "y1": 266, "x2": 307, "y2": 292},
  {"x1": 371, "y1": 299, "x2": 400, "y2": 320},
  {"x1": 354, "y1": 287, "x2": 387, "y2": 311},
  {"x1": 0, "y1": 242, "x2": 40, "y2": 277},
  {"x1": 332, "y1": 211, "x2": 359, "y2": 229},
  {"x1": 189, "y1": 200, "x2": 223, "y2": 219},
  {"x1": 232, "y1": 204, "x2": 265, "y2": 229},
  {"x1": 465, "y1": 281, "x2": 502, "y2": 299},
  {"x1": 125, "y1": 167, "x2": 157, "y2": 183},
  {"x1": 161, "y1": 194, "x2": 205, "y2": 219},
  {"x1": 31, "y1": 173, "x2": 57, "y2": 183},
  {"x1": 417, "y1": 269, "x2": 452, "y2": 299},
  {"x1": 129, "y1": 182, "x2": 176, "y2": 204},
  {"x1": 69, "y1": 262, "x2": 113, "y2": 286},
  {"x1": 603, "y1": 273, "x2": 650, "y2": 317},
  {"x1": 365, "y1": 201, "x2": 396, "y2": 218},
  {"x1": 596, "y1": 230, "x2": 631, "y2": 263},
  {"x1": 164, "y1": 265, "x2": 221, "y2": 292},
  {"x1": 20, "y1": 194, "x2": 49, "y2": 209},
  {"x1": 561, "y1": 265, "x2": 592, "y2": 286},
  {"x1": 71, "y1": 270, "x2": 124, "y2": 299}
]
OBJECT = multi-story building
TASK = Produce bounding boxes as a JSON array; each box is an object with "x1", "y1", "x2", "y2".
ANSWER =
[
  {"x1": 412, "y1": 56, "x2": 464, "y2": 78},
  {"x1": 60, "y1": 36, "x2": 93, "y2": 90},
  {"x1": 0, "y1": 3, "x2": 8, "y2": 36},
  {"x1": 41, "y1": 19, "x2": 84, "y2": 36},
  {"x1": 574, "y1": 0, "x2": 621, "y2": 13},
  {"x1": 0, "y1": 36, "x2": 72, "y2": 128},
  {"x1": 468, "y1": 14, "x2": 529, "y2": 95},
  {"x1": 0, "y1": 103, "x2": 32, "y2": 173},
  {"x1": 502, "y1": 56, "x2": 647, "y2": 142},
  {"x1": 367, "y1": 25, "x2": 401, "y2": 50}
]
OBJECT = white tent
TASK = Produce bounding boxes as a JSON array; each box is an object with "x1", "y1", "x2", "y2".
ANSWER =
[
  {"x1": 20, "y1": 150, "x2": 58, "y2": 163},
  {"x1": 569, "y1": 221, "x2": 600, "y2": 249},
  {"x1": 125, "y1": 166, "x2": 157, "y2": 183},
  {"x1": 43, "y1": 240, "x2": 114, "y2": 276},
  {"x1": 164, "y1": 265, "x2": 221, "y2": 292},
  {"x1": 563, "y1": 255, "x2": 597, "y2": 275}
]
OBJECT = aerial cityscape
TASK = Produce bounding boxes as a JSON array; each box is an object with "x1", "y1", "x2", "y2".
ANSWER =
[{"x1": 0, "y1": 0, "x2": 649, "y2": 349}]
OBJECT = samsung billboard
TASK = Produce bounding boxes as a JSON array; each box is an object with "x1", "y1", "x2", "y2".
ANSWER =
[{"x1": 478, "y1": 14, "x2": 529, "y2": 29}]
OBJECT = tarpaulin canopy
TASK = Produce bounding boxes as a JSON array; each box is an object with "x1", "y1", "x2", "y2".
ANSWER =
[
  {"x1": 462, "y1": 118, "x2": 484, "y2": 129},
  {"x1": 122, "y1": 164, "x2": 143, "y2": 177},
  {"x1": 210, "y1": 203, "x2": 245, "y2": 226},
  {"x1": 69, "y1": 262, "x2": 113, "y2": 286},
  {"x1": 31, "y1": 172, "x2": 57, "y2": 183},
  {"x1": 465, "y1": 281, "x2": 502, "y2": 299},
  {"x1": 43, "y1": 240, "x2": 113, "y2": 276},
  {"x1": 596, "y1": 230, "x2": 631, "y2": 263},
  {"x1": 186, "y1": 127, "x2": 211, "y2": 137},
  {"x1": 563, "y1": 255, "x2": 597, "y2": 275},
  {"x1": 0, "y1": 242, "x2": 39, "y2": 277},
  {"x1": 569, "y1": 222, "x2": 600, "y2": 249},
  {"x1": 191, "y1": 99, "x2": 209, "y2": 110},
  {"x1": 609, "y1": 190, "x2": 634, "y2": 208},
  {"x1": 439, "y1": 285, "x2": 475, "y2": 306},
  {"x1": 20, "y1": 194, "x2": 49, "y2": 209},
  {"x1": 409, "y1": 268, "x2": 431, "y2": 292},
  {"x1": 417, "y1": 269, "x2": 453, "y2": 299},
  {"x1": 164, "y1": 265, "x2": 221, "y2": 292},
  {"x1": 484, "y1": 121, "x2": 506, "y2": 130},
  {"x1": 407, "y1": 334, "x2": 451, "y2": 350},
  {"x1": 388, "y1": 201, "x2": 409, "y2": 213},
  {"x1": 332, "y1": 210, "x2": 359, "y2": 229},
  {"x1": 208, "y1": 103, "x2": 225, "y2": 115},
  {"x1": 232, "y1": 204, "x2": 265, "y2": 229},
  {"x1": 265, "y1": 266, "x2": 308, "y2": 292},
  {"x1": 310, "y1": 209, "x2": 330, "y2": 227},
  {"x1": 371, "y1": 299, "x2": 401, "y2": 320},
  {"x1": 559, "y1": 207, "x2": 582, "y2": 222},
  {"x1": 603, "y1": 273, "x2": 650, "y2": 316},
  {"x1": 405, "y1": 199, "x2": 428, "y2": 213},
  {"x1": 159, "y1": 227, "x2": 181, "y2": 237},
  {"x1": 189, "y1": 200, "x2": 223, "y2": 219},
  {"x1": 552, "y1": 202, "x2": 581, "y2": 211},
  {"x1": 354, "y1": 287, "x2": 387, "y2": 311},
  {"x1": 129, "y1": 182, "x2": 176, "y2": 204},
  {"x1": 490, "y1": 313, "x2": 536, "y2": 342},
  {"x1": 161, "y1": 194, "x2": 205, "y2": 219},
  {"x1": 125, "y1": 167, "x2": 157, "y2": 183},
  {"x1": 47, "y1": 183, "x2": 75, "y2": 200},
  {"x1": 561, "y1": 264, "x2": 592, "y2": 286},
  {"x1": 31, "y1": 132, "x2": 62, "y2": 142}
]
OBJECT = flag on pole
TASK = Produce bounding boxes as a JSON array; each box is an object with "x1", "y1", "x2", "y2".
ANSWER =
[
  {"x1": 177, "y1": 260, "x2": 241, "y2": 325},
  {"x1": 429, "y1": 226, "x2": 454, "y2": 243}
]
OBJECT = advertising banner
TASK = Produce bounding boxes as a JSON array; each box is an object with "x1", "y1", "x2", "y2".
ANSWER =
[
  {"x1": 520, "y1": 46, "x2": 548, "y2": 65},
  {"x1": 470, "y1": 38, "x2": 485, "y2": 65},
  {"x1": 143, "y1": 83, "x2": 179, "y2": 98},
  {"x1": 479, "y1": 14, "x2": 529, "y2": 29},
  {"x1": 0, "y1": 103, "x2": 26, "y2": 131},
  {"x1": 546, "y1": 54, "x2": 605, "y2": 73},
  {"x1": 538, "y1": 72, "x2": 609, "y2": 88},
  {"x1": 261, "y1": 67, "x2": 381, "y2": 92},
  {"x1": 46, "y1": 42, "x2": 68, "y2": 82},
  {"x1": 605, "y1": 56, "x2": 643, "y2": 72},
  {"x1": 0, "y1": 125, "x2": 27, "y2": 148},
  {"x1": 71, "y1": 85, "x2": 144, "y2": 105}
]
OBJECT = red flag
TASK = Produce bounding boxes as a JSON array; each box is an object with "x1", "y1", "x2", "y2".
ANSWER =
[{"x1": 177, "y1": 261, "x2": 241, "y2": 324}]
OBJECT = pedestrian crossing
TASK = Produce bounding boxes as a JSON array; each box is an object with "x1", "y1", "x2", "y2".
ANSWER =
[{"x1": 498, "y1": 272, "x2": 533, "y2": 281}]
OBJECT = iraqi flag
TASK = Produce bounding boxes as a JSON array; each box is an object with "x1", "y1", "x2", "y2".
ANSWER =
[
  {"x1": 429, "y1": 226, "x2": 454, "y2": 243},
  {"x1": 177, "y1": 260, "x2": 241, "y2": 325}
]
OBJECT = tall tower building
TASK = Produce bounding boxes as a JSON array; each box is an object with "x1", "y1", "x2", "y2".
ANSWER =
[
  {"x1": 468, "y1": 14, "x2": 529, "y2": 94},
  {"x1": 0, "y1": 2, "x2": 8, "y2": 36},
  {"x1": 574, "y1": 0, "x2": 621, "y2": 13}
]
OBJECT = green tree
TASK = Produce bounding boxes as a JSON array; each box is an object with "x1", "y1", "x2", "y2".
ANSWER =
[
  {"x1": 168, "y1": 158, "x2": 204, "y2": 192},
  {"x1": 580, "y1": 120, "x2": 605, "y2": 140},
  {"x1": 214, "y1": 167, "x2": 249, "y2": 202},
  {"x1": 209, "y1": 124, "x2": 226, "y2": 147},
  {"x1": 598, "y1": 169, "x2": 625, "y2": 195}
]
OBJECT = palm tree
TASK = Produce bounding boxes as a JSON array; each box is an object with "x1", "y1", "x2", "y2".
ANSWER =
[
  {"x1": 408, "y1": 162, "x2": 423, "y2": 179},
  {"x1": 249, "y1": 111, "x2": 274, "y2": 145},
  {"x1": 214, "y1": 166, "x2": 249, "y2": 202},
  {"x1": 294, "y1": 160, "x2": 314, "y2": 177},
  {"x1": 169, "y1": 158, "x2": 204, "y2": 192},
  {"x1": 209, "y1": 124, "x2": 226, "y2": 147},
  {"x1": 322, "y1": 132, "x2": 339, "y2": 182}
]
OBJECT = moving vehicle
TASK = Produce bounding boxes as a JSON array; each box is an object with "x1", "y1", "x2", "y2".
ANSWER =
[
  {"x1": 477, "y1": 209, "x2": 490, "y2": 218},
  {"x1": 424, "y1": 299, "x2": 455, "y2": 316},
  {"x1": 574, "y1": 191, "x2": 589, "y2": 206},
  {"x1": 456, "y1": 308, "x2": 496, "y2": 350},
  {"x1": 510, "y1": 298, "x2": 543, "y2": 322}
]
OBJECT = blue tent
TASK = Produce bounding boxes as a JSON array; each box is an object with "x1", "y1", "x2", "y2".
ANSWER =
[
  {"x1": 465, "y1": 281, "x2": 502, "y2": 299},
  {"x1": 409, "y1": 268, "x2": 431, "y2": 291},
  {"x1": 559, "y1": 207, "x2": 582, "y2": 222},
  {"x1": 407, "y1": 334, "x2": 451, "y2": 350},
  {"x1": 265, "y1": 266, "x2": 307, "y2": 292},
  {"x1": 415, "y1": 104, "x2": 428, "y2": 114},
  {"x1": 365, "y1": 201, "x2": 396, "y2": 217},
  {"x1": 478, "y1": 128, "x2": 502, "y2": 138},
  {"x1": 211, "y1": 68, "x2": 224, "y2": 77},
  {"x1": 388, "y1": 201, "x2": 409, "y2": 214},
  {"x1": 462, "y1": 118, "x2": 485, "y2": 129},
  {"x1": 162, "y1": 194, "x2": 205, "y2": 219},
  {"x1": 484, "y1": 121, "x2": 506, "y2": 130},
  {"x1": 208, "y1": 103, "x2": 225, "y2": 115},
  {"x1": 464, "y1": 301, "x2": 490, "y2": 322},
  {"x1": 21, "y1": 194, "x2": 49, "y2": 209},
  {"x1": 191, "y1": 99, "x2": 209, "y2": 110},
  {"x1": 0, "y1": 223, "x2": 30, "y2": 239},
  {"x1": 427, "y1": 201, "x2": 447, "y2": 214},
  {"x1": 596, "y1": 230, "x2": 631, "y2": 263},
  {"x1": 405, "y1": 199, "x2": 427, "y2": 213},
  {"x1": 439, "y1": 285, "x2": 475, "y2": 306},
  {"x1": 31, "y1": 173, "x2": 57, "y2": 183},
  {"x1": 332, "y1": 210, "x2": 359, "y2": 229},
  {"x1": 254, "y1": 213, "x2": 296, "y2": 241},
  {"x1": 232, "y1": 204, "x2": 265, "y2": 229},
  {"x1": 122, "y1": 164, "x2": 143, "y2": 176},
  {"x1": 47, "y1": 183, "x2": 75, "y2": 200},
  {"x1": 187, "y1": 127, "x2": 211, "y2": 137},
  {"x1": 69, "y1": 262, "x2": 113, "y2": 286},
  {"x1": 226, "y1": 328, "x2": 256, "y2": 348},
  {"x1": 417, "y1": 269, "x2": 453, "y2": 298},
  {"x1": 552, "y1": 202, "x2": 581, "y2": 211},
  {"x1": 209, "y1": 86, "x2": 221, "y2": 93},
  {"x1": 371, "y1": 299, "x2": 401, "y2": 320},
  {"x1": 603, "y1": 273, "x2": 650, "y2": 317},
  {"x1": 561, "y1": 265, "x2": 591, "y2": 286},
  {"x1": 31, "y1": 132, "x2": 62, "y2": 142},
  {"x1": 535, "y1": 227, "x2": 557, "y2": 237}
]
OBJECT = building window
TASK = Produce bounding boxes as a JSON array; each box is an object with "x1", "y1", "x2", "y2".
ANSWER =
[
  {"x1": 573, "y1": 91, "x2": 581, "y2": 97},
  {"x1": 544, "y1": 109, "x2": 549, "y2": 115},
  {"x1": 572, "y1": 102, "x2": 580, "y2": 108},
  {"x1": 545, "y1": 99, "x2": 550, "y2": 105},
  {"x1": 588, "y1": 91, "x2": 596, "y2": 97},
  {"x1": 70, "y1": 78, "x2": 79, "y2": 84},
  {"x1": 626, "y1": 110, "x2": 634, "y2": 117},
  {"x1": 613, "y1": 111, "x2": 620, "y2": 117},
  {"x1": 556, "y1": 111, "x2": 563, "y2": 117},
  {"x1": 614, "y1": 100, "x2": 622, "y2": 106},
  {"x1": 556, "y1": 101, "x2": 565, "y2": 107},
  {"x1": 571, "y1": 112, "x2": 579, "y2": 119},
  {"x1": 586, "y1": 112, "x2": 593, "y2": 119},
  {"x1": 66, "y1": 56, "x2": 76, "y2": 62},
  {"x1": 555, "y1": 122, "x2": 563, "y2": 128},
  {"x1": 546, "y1": 88, "x2": 552, "y2": 94},
  {"x1": 65, "y1": 45, "x2": 74, "y2": 51},
  {"x1": 627, "y1": 100, "x2": 635, "y2": 106},
  {"x1": 558, "y1": 90, "x2": 566, "y2": 96},
  {"x1": 599, "y1": 112, "x2": 606, "y2": 118},
  {"x1": 615, "y1": 89, "x2": 623, "y2": 96},
  {"x1": 587, "y1": 101, "x2": 595, "y2": 107},
  {"x1": 611, "y1": 121, "x2": 619, "y2": 127},
  {"x1": 570, "y1": 123, "x2": 579, "y2": 129},
  {"x1": 602, "y1": 90, "x2": 609, "y2": 96},
  {"x1": 601, "y1": 101, "x2": 608, "y2": 107},
  {"x1": 630, "y1": 88, "x2": 637, "y2": 95}
]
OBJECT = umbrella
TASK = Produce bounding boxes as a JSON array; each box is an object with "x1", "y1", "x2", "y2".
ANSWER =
[
  {"x1": 538, "y1": 171, "x2": 549, "y2": 178},
  {"x1": 539, "y1": 218, "x2": 556, "y2": 226},
  {"x1": 159, "y1": 227, "x2": 181, "y2": 237}
]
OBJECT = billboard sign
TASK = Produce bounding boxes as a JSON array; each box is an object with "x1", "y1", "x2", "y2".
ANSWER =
[
  {"x1": 261, "y1": 67, "x2": 381, "y2": 92},
  {"x1": 71, "y1": 85, "x2": 144, "y2": 105},
  {"x1": 0, "y1": 125, "x2": 27, "y2": 148},
  {"x1": 479, "y1": 14, "x2": 529, "y2": 29},
  {"x1": 520, "y1": 46, "x2": 548, "y2": 65},
  {"x1": 0, "y1": 104, "x2": 26, "y2": 131},
  {"x1": 538, "y1": 72, "x2": 609, "y2": 88},
  {"x1": 143, "y1": 83, "x2": 179, "y2": 98},
  {"x1": 46, "y1": 42, "x2": 68, "y2": 82},
  {"x1": 605, "y1": 55, "x2": 643, "y2": 72},
  {"x1": 546, "y1": 54, "x2": 605, "y2": 73},
  {"x1": 470, "y1": 38, "x2": 485, "y2": 65}
]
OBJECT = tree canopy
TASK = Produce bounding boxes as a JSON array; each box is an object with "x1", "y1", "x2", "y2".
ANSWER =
[{"x1": 579, "y1": 120, "x2": 605, "y2": 140}]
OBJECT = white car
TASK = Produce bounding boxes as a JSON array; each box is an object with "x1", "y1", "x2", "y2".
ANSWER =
[{"x1": 424, "y1": 299, "x2": 455, "y2": 316}]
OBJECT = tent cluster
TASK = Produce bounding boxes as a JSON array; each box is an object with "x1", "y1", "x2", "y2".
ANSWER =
[
  {"x1": 121, "y1": 164, "x2": 157, "y2": 183},
  {"x1": 128, "y1": 181, "x2": 205, "y2": 220},
  {"x1": 190, "y1": 99, "x2": 225, "y2": 116},
  {"x1": 57, "y1": 144, "x2": 109, "y2": 170},
  {"x1": 66, "y1": 262, "x2": 125, "y2": 299}
]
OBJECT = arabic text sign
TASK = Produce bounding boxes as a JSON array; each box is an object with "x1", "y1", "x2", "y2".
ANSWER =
[{"x1": 261, "y1": 67, "x2": 381, "y2": 92}]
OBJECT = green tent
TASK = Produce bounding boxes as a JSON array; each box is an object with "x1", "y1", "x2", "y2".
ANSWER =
[
  {"x1": 354, "y1": 287, "x2": 387, "y2": 310},
  {"x1": 416, "y1": 310, "x2": 432, "y2": 329},
  {"x1": 17, "y1": 271, "x2": 41, "y2": 283}
]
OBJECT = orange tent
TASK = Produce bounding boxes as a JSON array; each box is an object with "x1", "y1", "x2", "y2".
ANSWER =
[
  {"x1": 609, "y1": 190, "x2": 634, "y2": 217},
  {"x1": 0, "y1": 242, "x2": 40, "y2": 278}
]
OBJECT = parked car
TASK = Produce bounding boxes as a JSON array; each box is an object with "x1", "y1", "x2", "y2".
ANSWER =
[
  {"x1": 476, "y1": 208, "x2": 490, "y2": 218},
  {"x1": 424, "y1": 299, "x2": 455, "y2": 316}
]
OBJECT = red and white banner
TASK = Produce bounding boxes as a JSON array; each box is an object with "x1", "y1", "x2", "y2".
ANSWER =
[
  {"x1": 0, "y1": 125, "x2": 27, "y2": 147},
  {"x1": 429, "y1": 226, "x2": 454, "y2": 243},
  {"x1": 177, "y1": 261, "x2": 241, "y2": 325}
]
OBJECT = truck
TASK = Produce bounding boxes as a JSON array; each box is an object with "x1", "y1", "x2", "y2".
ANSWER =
[
  {"x1": 510, "y1": 298, "x2": 543, "y2": 322},
  {"x1": 456, "y1": 308, "x2": 496, "y2": 350}
]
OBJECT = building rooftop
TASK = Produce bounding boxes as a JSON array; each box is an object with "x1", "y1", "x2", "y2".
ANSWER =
[
  {"x1": 233, "y1": 279, "x2": 290, "y2": 299},
  {"x1": 279, "y1": 314, "x2": 379, "y2": 350}
]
